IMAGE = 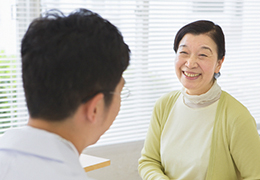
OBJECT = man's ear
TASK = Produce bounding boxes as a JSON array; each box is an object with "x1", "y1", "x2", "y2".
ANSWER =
[{"x1": 82, "y1": 93, "x2": 104, "y2": 123}]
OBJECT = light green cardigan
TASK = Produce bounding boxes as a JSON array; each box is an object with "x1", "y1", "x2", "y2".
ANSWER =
[{"x1": 138, "y1": 90, "x2": 260, "y2": 180}]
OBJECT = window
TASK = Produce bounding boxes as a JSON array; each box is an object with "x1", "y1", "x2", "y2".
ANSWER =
[{"x1": 1, "y1": 0, "x2": 260, "y2": 147}]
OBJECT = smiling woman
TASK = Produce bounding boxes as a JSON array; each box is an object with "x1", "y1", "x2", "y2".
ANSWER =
[
  {"x1": 139, "y1": 20, "x2": 260, "y2": 180},
  {"x1": 175, "y1": 33, "x2": 224, "y2": 95}
]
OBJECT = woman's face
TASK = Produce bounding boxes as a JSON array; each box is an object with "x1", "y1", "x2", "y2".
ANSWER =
[{"x1": 175, "y1": 33, "x2": 224, "y2": 95}]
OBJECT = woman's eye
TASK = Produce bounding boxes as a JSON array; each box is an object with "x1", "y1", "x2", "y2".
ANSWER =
[
  {"x1": 199, "y1": 54, "x2": 207, "y2": 57},
  {"x1": 180, "y1": 51, "x2": 188, "y2": 54}
]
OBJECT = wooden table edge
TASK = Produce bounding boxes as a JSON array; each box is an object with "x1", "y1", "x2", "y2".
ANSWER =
[{"x1": 84, "y1": 160, "x2": 111, "y2": 172}]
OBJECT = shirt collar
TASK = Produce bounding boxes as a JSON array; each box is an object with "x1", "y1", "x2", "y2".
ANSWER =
[
  {"x1": 181, "y1": 81, "x2": 222, "y2": 108},
  {"x1": 55, "y1": 133, "x2": 79, "y2": 156},
  {"x1": 0, "y1": 126, "x2": 79, "y2": 162}
]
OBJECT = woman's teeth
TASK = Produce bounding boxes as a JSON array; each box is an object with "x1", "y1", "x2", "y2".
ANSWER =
[{"x1": 184, "y1": 72, "x2": 200, "y2": 77}]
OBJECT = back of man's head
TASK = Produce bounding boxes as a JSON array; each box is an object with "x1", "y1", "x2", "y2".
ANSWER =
[{"x1": 21, "y1": 8, "x2": 130, "y2": 121}]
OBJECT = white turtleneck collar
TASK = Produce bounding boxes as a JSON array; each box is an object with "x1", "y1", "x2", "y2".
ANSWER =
[{"x1": 181, "y1": 81, "x2": 222, "y2": 108}]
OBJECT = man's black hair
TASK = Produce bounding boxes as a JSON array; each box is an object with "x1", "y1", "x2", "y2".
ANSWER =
[{"x1": 21, "y1": 8, "x2": 130, "y2": 121}]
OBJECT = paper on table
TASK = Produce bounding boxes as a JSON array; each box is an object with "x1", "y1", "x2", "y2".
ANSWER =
[{"x1": 79, "y1": 154, "x2": 110, "y2": 172}]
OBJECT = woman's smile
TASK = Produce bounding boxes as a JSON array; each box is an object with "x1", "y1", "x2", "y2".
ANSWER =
[
  {"x1": 175, "y1": 33, "x2": 224, "y2": 95},
  {"x1": 183, "y1": 71, "x2": 201, "y2": 78}
]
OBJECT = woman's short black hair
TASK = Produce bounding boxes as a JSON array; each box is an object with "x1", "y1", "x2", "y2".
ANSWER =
[{"x1": 173, "y1": 20, "x2": 225, "y2": 60}]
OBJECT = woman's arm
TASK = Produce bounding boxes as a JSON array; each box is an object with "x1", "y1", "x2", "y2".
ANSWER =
[
  {"x1": 138, "y1": 91, "x2": 180, "y2": 180},
  {"x1": 229, "y1": 109, "x2": 260, "y2": 179},
  {"x1": 138, "y1": 104, "x2": 170, "y2": 180}
]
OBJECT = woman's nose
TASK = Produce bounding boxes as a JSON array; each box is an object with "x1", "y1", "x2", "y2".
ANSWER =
[{"x1": 185, "y1": 56, "x2": 198, "y2": 68}]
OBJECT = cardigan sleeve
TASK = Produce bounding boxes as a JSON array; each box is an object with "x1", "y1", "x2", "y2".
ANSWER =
[
  {"x1": 138, "y1": 97, "x2": 169, "y2": 180},
  {"x1": 138, "y1": 91, "x2": 180, "y2": 180},
  {"x1": 227, "y1": 98, "x2": 260, "y2": 179}
]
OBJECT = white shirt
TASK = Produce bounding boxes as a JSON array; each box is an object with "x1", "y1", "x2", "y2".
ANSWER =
[
  {"x1": 0, "y1": 126, "x2": 91, "y2": 180},
  {"x1": 161, "y1": 82, "x2": 221, "y2": 180}
]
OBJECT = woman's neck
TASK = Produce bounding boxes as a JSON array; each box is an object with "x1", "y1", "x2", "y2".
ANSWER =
[{"x1": 181, "y1": 81, "x2": 222, "y2": 108}]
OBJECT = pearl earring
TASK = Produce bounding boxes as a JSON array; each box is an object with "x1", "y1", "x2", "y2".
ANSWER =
[{"x1": 214, "y1": 72, "x2": 221, "y2": 79}]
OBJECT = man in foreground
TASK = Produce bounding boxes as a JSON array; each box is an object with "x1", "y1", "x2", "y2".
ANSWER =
[{"x1": 0, "y1": 8, "x2": 130, "y2": 180}]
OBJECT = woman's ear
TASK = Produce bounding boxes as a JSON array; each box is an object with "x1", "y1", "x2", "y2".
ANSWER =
[
  {"x1": 82, "y1": 93, "x2": 104, "y2": 123},
  {"x1": 215, "y1": 56, "x2": 225, "y2": 73}
]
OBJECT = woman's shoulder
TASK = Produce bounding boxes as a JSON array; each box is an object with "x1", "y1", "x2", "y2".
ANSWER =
[
  {"x1": 218, "y1": 91, "x2": 257, "y2": 141},
  {"x1": 154, "y1": 90, "x2": 181, "y2": 110},
  {"x1": 157, "y1": 90, "x2": 181, "y2": 104},
  {"x1": 220, "y1": 91, "x2": 249, "y2": 111},
  {"x1": 152, "y1": 90, "x2": 182, "y2": 126},
  {"x1": 219, "y1": 90, "x2": 254, "y2": 120}
]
